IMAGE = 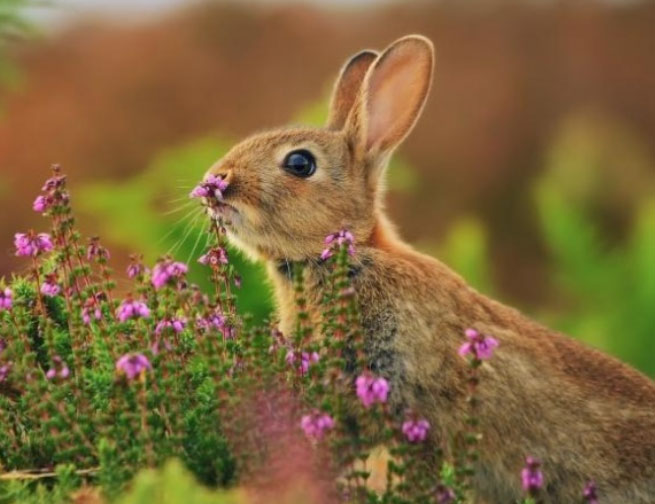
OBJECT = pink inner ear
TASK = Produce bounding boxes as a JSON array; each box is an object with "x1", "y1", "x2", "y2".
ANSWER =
[{"x1": 366, "y1": 46, "x2": 431, "y2": 152}]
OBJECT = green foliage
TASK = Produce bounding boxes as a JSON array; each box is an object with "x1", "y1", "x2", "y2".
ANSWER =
[
  {"x1": 115, "y1": 459, "x2": 244, "y2": 504},
  {"x1": 534, "y1": 113, "x2": 655, "y2": 374}
]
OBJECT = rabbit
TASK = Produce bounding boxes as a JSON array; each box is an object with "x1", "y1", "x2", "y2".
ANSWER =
[{"x1": 200, "y1": 35, "x2": 655, "y2": 503}]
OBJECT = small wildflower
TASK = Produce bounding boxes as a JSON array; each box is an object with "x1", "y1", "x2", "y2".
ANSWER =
[
  {"x1": 117, "y1": 299, "x2": 150, "y2": 322},
  {"x1": 435, "y1": 485, "x2": 456, "y2": 504},
  {"x1": 0, "y1": 363, "x2": 11, "y2": 382},
  {"x1": 190, "y1": 174, "x2": 229, "y2": 201},
  {"x1": 82, "y1": 297, "x2": 103, "y2": 325},
  {"x1": 583, "y1": 481, "x2": 598, "y2": 504},
  {"x1": 234, "y1": 275, "x2": 242, "y2": 289},
  {"x1": 196, "y1": 312, "x2": 225, "y2": 332},
  {"x1": 116, "y1": 353, "x2": 151, "y2": 381},
  {"x1": 521, "y1": 456, "x2": 544, "y2": 496},
  {"x1": 41, "y1": 173, "x2": 66, "y2": 192},
  {"x1": 40, "y1": 275, "x2": 61, "y2": 297},
  {"x1": 155, "y1": 318, "x2": 186, "y2": 335},
  {"x1": 300, "y1": 411, "x2": 335, "y2": 440},
  {"x1": 14, "y1": 232, "x2": 54, "y2": 257},
  {"x1": 321, "y1": 229, "x2": 356, "y2": 260},
  {"x1": 286, "y1": 350, "x2": 320, "y2": 374},
  {"x1": 86, "y1": 237, "x2": 110, "y2": 261},
  {"x1": 458, "y1": 328, "x2": 499, "y2": 361},
  {"x1": 0, "y1": 288, "x2": 12, "y2": 311},
  {"x1": 402, "y1": 417, "x2": 430, "y2": 443},
  {"x1": 356, "y1": 373, "x2": 389, "y2": 408},
  {"x1": 33, "y1": 194, "x2": 53, "y2": 213},
  {"x1": 151, "y1": 259, "x2": 188, "y2": 289},
  {"x1": 126, "y1": 254, "x2": 146, "y2": 279},
  {"x1": 45, "y1": 356, "x2": 70, "y2": 381},
  {"x1": 198, "y1": 247, "x2": 229, "y2": 267}
]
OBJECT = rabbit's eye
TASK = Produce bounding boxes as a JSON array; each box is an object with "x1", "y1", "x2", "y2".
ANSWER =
[{"x1": 282, "y1": 149, "x2": 316, "y2": 178}]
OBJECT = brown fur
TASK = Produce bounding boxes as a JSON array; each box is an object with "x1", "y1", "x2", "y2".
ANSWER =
[{"x1": 203, "y1": 35, "x2": 655, "y2": 502}]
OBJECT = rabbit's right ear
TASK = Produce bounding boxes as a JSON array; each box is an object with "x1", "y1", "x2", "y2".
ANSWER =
[
  {"x1": 346, "y1": 35, "x2": 434, "y2": 164},
  {"x1": 326, "y1": 50, "x2": 378, "y2": 131}
]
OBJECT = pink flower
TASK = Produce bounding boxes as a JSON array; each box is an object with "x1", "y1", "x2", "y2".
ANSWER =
[
  {"x1": 46, "y1": 355, "x2": 70, "y2": 381},
  {"x1": 286, "y1": 350, "x2": 320, "y2": 374},
  {"x1": 458, "y1": 328, "x2": 499, "y2": 361},
  {"x1": 151, "y1": 260, "x2": 188, "y2": 289},
  {"x1": 40, "y1": 276, "x2": 61, "y2": 297},
  {"x1": 0, "y1": 288, "x2": 12, "y2": 311},
  {"x1": 196, "y1": 312, "x2": 225, "y2": 332},
  {"x1": 14, "y1": 232, "x2": 54, "y2": 257},
  {"x1": 321, "y1": 229, "x2": 356, "y2": 260},
  {"x1": 435, "y1": 485, "x2": 456, "y2": 504},
  {"x1": 42, "y1": 174, "x2": 66, "y2": 192},
  {"x1": 116, "y1": 353, "x2": 151, "y2": 381},
  {"x1": 0, "y1": 363, "x2": 11, "y2": 382},
  {"x1": 155, "y1": 318, "x2": 186, "y2": 335},
  {"x1": 300, "y1": 411, "x2": 334, "y2": 440},
  {"x1": 198, "y1": 247, "x2": 229, "y2": 267},
  {"x1": 402, "y1": 417, "x2": 430, "y2": 443},
  {"x1": 126, "y1": 255, "x2": 146, "y2": 279},
  {"x1": 82, "y1": 298, "x2": 103, "y2": 325},
  {"x1": 190, "y1": 174, "x2": 229, "y2": 201},
  {"x1": 33, "y1": 195, "x2": 53, "y2": 213},
  {"x1": 117, "y1": 299, "x2": 150, "y2": 322},
  {"x1": 583, "y1": 481, "x2": 598, "y2": 504},
  {"x1": 521, "y1": 456, "x2": 544, "y2": 495},
  {"x1": 86, "y1": 237, "x2": 110, "y2": 261},
  {"x1": 355, "y1": 374, "x2": 389, "y2": 408}
]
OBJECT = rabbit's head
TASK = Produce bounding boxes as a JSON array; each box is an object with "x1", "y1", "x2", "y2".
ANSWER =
[{"x1": 204, "y1": 35, "x2": 434, "y2": 261}]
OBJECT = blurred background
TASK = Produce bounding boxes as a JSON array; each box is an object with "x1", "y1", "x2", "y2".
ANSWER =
[{"x1": 0, "y1": 0, "x2": 653, "y2": 373}]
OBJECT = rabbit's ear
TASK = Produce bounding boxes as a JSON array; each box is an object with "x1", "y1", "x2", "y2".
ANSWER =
[
  {"x1": 326, "y1": 50, "x2": 378, "y2": 131},
  {"x1": 348, "y1": 35, "x2": 434, "y2": 157}
]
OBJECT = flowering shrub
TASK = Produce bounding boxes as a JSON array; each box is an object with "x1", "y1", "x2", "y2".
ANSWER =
[{"x1": 0, "y1": 166, "x2": 598, "y2": 503}]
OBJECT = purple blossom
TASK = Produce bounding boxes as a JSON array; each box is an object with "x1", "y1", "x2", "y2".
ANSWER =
[
  {"x1": 458, "y1": 328, "x2": 499, "y2": 361},
  {"x1": 355, "y1": 374, "x2": 389, "y2": 408},
  {"x1": 234, "y1": 275, "x2": 242, "y2": 289},
  {"x1": 14, "y1": 232, "x2": 54, "y2": 257},
  {"x1": 435, "y1": 485, "x2": 456, "y2": 504},
  {"x1": 190, "y1": 174, "x2": 229, "y2": 201},
  {"x1": 117, "y1": 299, "x2": 150, "y2": 322},
  {"x1": 155, "y1": 318, "x2": 186, "y2": 335},
  {"x1": 198, "y1": 247, "x2": 229, "y2": 267},
  {"x1": 45, "y1": 357, "x2": 70, "y2": 381},
  {"x1": 126, "y1": 255, "x2": 146, "y2": 279},
  {"x1": 33, "y1": 195, "x2": 53, "y2": 213},
  {"x1": 116, "y1": 353, "x2": 151, "y2": 381},
  {"x1": 321, "y1": 229, "x2": 356, "y2": 260},
  {"x1": 0, "y1": 288, "x2": 12, "y2": 311},
  {"x1": 196, "y1": 312, "x2": 225, "y2": 332},
  {"x1": 300, "y1": 411, "x2": 335, "y2": 440},
  {"x1": 402, "y1": 417, "x2": 430, "y2": 443},
  {"x1": 0, "y1": 363, "x2": 11, "y2": 382},
  {"x1": 82, "y1": 305, "x2": 102, "y2": 325},
  {"x1": 40, "y1": 276, "x2": 61, "y2": 297},
  {"x1": 42, "y1": 174, "x2": 66, "y2": 192},
  {"x1": 86, "y1": 237, "x2": 110, "y2": 261},
  {"x1": 583, "y1": 481, "x2": 598, "y2": 504},
  {"x1": 521, "y1": 456, "x2": 544, "y2": 495},
  {"x1": 151, "y1": 260, "x2": 188, "y2": 289},
  {"x1": 286, "y1": 350, "x2": 320, "y2": 374}
]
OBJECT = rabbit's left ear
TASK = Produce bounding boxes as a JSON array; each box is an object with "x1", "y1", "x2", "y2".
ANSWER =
[
  {"x1": 347, "y1": 35, "x2": 434, "y2": 158},
  {"x1": 326, "y1": 50, "x2": 378, "y2": 131}
]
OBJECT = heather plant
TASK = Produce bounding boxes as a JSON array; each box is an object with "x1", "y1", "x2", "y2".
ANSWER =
[{"x1": 0, "y1": 166, "x2": 601, "y2": 504}]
